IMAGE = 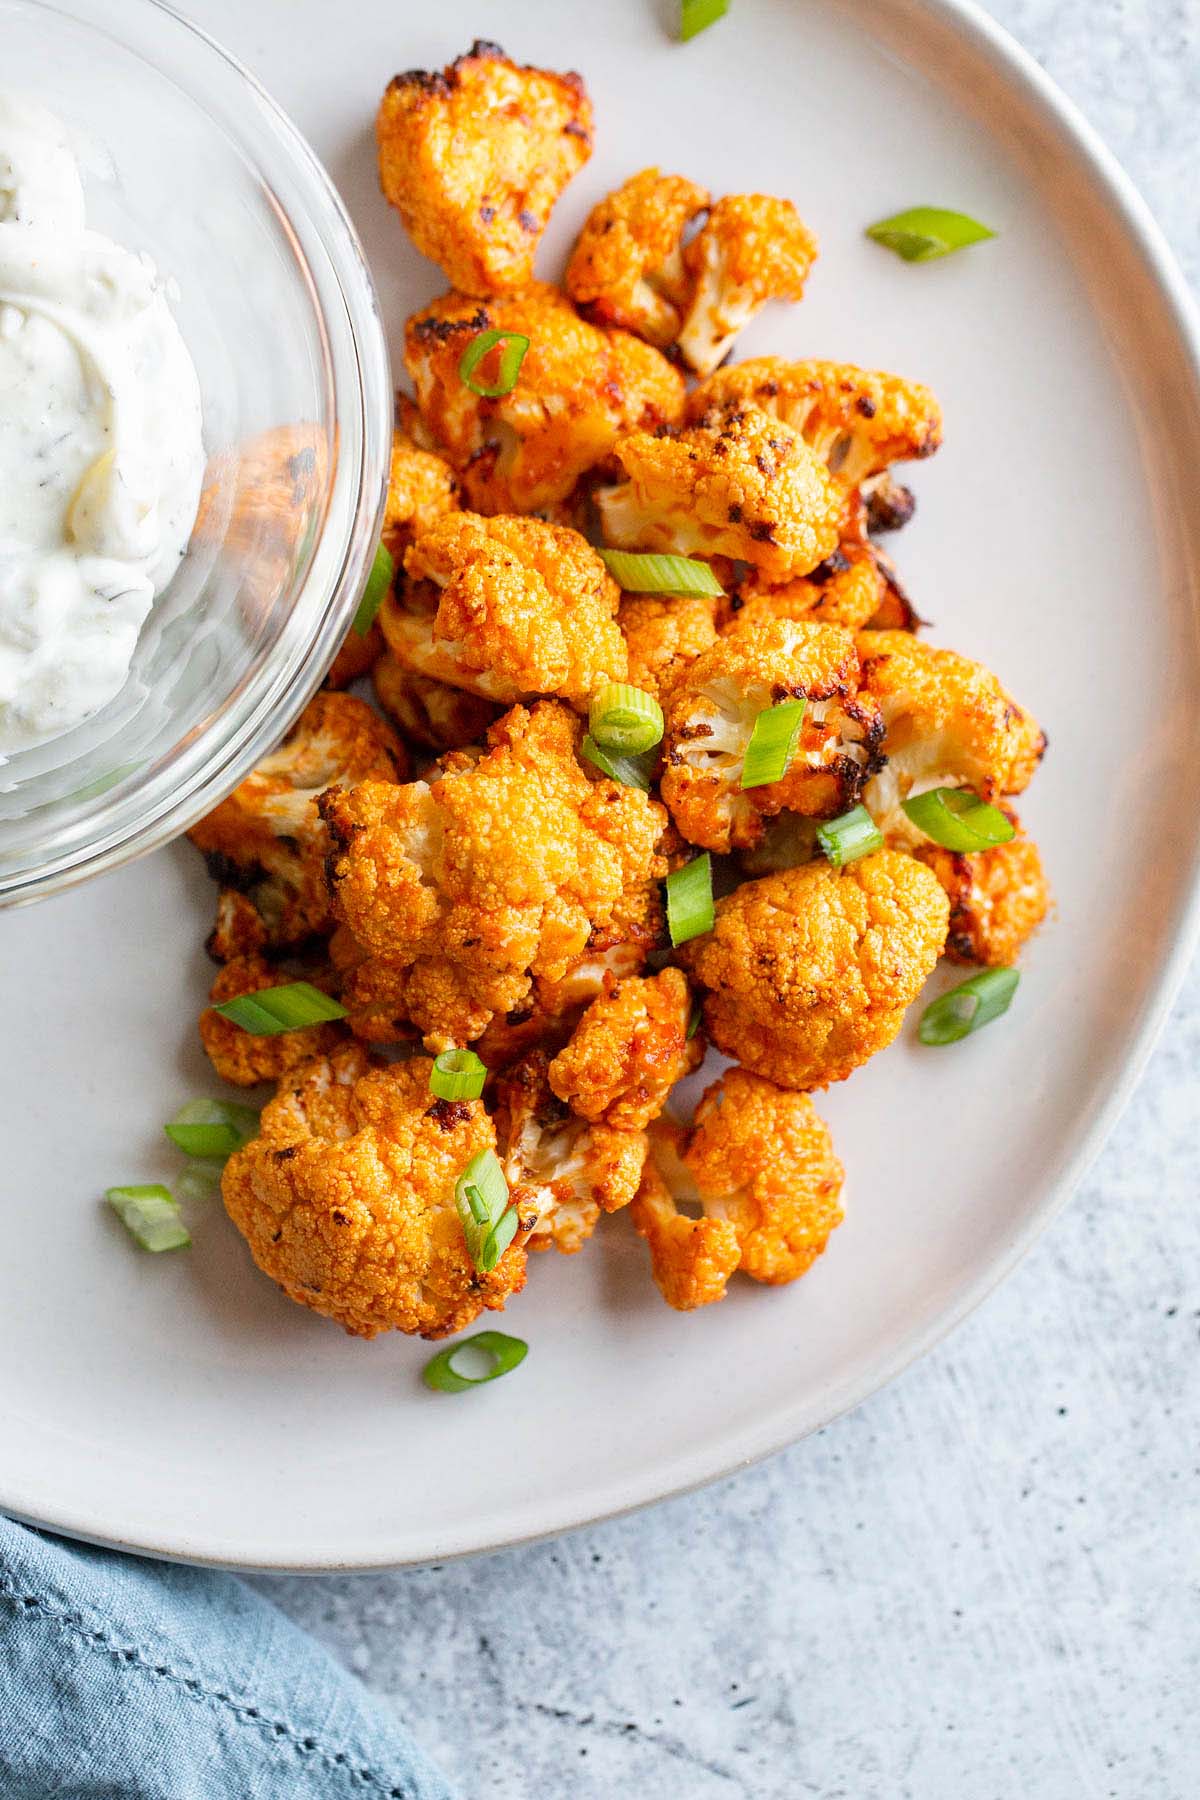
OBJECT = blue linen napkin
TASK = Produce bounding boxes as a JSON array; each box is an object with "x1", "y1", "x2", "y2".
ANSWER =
[{"x1": 0, "y1": 1515, "x2": 456, "y2": 1800}]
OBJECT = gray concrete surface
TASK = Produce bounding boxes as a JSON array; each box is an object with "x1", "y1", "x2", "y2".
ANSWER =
[{"x1": 253, "y1": 6, "x2": 1200, "y2": 1794}]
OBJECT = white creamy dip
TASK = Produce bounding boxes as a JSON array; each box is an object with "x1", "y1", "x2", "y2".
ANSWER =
[{"x1": 0, "y1": 94, "x2": 203, "y2": 755}]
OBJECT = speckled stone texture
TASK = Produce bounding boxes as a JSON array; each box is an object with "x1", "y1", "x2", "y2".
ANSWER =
[{"x1": 252, "y1": 7, "x2": 1200, "y2": 1795}]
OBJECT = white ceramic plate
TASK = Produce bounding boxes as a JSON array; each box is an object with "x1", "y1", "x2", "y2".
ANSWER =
[{"x1": 4, "y1": 0, "x2": 1200, "y2": 1571}]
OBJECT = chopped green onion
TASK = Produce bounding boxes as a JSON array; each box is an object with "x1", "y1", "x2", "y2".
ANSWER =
[
  {"x1": 918, "y1": 967, "x2": 1019, "y2": 1046},
  {"x1": 212, "y1": 982, "x2": 348, "y2": 1037},
  {"x1": 599, "y1": 550, "x2": 724, "y2": 596},
  {"x1": 422, "y1": 1330, "x2": 528, "y2": 1393},
  {"x1": 681, "y1": 0, "x2": 729, "y2": 40},
  {"x1": 581, "y1": 734, "x2": 655, "y2": 790},
  {"x1": 176, "y1": 1159, "x2": 227, "y2": 1204},
  {"x1": 454, "y1": 1149, "x2": 517, "y2": 1274},
  {"x1": 666, "y1": 854, "x2": 714, "y2": 947},
  {"x1": 866, "y1": 206, "x2": 996, "y2": 263},
  {"x1": 107, "y1": 1185, "x2": 191, "y2": 1253},
  {"x1": 902, "y1": 788, "x2": 1016, "y2": 852},
  {"x1": 815, "y1": 804, "x2": 884, "y2": 868},
  {"x1": 352, "y1": 542, "x2": 395, "y2": 637},
  {"x1": 686, "y1": 998, "x2": 703, "y2": 1040},
  {"x1": 589, "y1": 682, "x2": 664, "y2": 755},
  {"x1": 458, "y1": 328, "x2": 529, "y2": 398},
  {"x1": 164, "y1": 1099, "x2": 259, "y2": 1159},
  {"x1": 430, "y1": 1049, "x2": 487, "y2": 1102},
  {"x1": 741, "y1": 698, "x2": 806, "y2": 790}
]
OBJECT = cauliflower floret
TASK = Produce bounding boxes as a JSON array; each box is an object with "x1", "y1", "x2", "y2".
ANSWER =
[
  {"x1": 373, "y1": 651, "x2": 499, "y2": 751},
  {"x1": 597, "y1": 403, "x2": 842, "y2": 584},
  {"x1": 375, "y1": 39, "x2": 592, "y2": 295},
  {"x1": 618, "y1": 590, "x2": 721, "y2": 705},
  {"x1": 475, "y1": 876, "x2": 667, "y2": 1069},
  {"x1": 917, "y1": 813, "x2": 1050, "y2": 966},
  {"x1": 405, "y1": 283, "x2": 685, "y2": 514},
  {"x1": 565, "y1": 166, "x2": 711, "y2": 344},
  {"x1": 857, "y1": 630, "x2": 1046, "y2": 842},
  {"x1": 222, "y1": 1044, "x2": 528, "y2": 1338},
  {"x1": 385, "y1": 512, "x2": 626, "y2": 707},
  {"x1": 690, "y1": 358, "x2": 943, "y2": 489},
  {"x1": 660, "y1": 620, "x2": 885, "y2": 853},
  {"x1": 676, "y1": 195, "x2": 818, "y2": 377},
  {"x1": 200, "y1": 956, "x2": 347, "y2": 1088},
  {"x1": 722, "y1": 539, "x2": 889, "y2": 635},
  {"x1": 548, "y1": 968, "x2": 701, "y2": 1131},
  {"x1": 188, "y1": 693, "x2": 406, "y2": 949},
  {"x1": 494, "y1": 1051, "x2": 647, "y2": 1254},
  {"x1": 319, "y1": 701, "x2": 668, "y2": 1050},
  {"x1": 382, "y1": 431, "x2": 462, "y2": 559},
  {"x1": 631, "y1": 1068, "x2": 844, "y2": 1309},
  {"x1": 681, "y1": 854, "x2": 949, "y2": 1089}
]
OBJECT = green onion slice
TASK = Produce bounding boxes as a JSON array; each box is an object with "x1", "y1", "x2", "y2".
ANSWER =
[
  {"x1": 458, "y1": 328, "x2": 530, "y2": 398},
  {"x1": 422, "y1": 1330, "x2": 529, "y2": 1393},
  {"x1": 352, "y1": 542, "x2": 395, "y2": 637},
  {"x1": 866, "y1": 206, "x2": 996, "y2": 263},
  {"x1": 901, "y1": 787, "x2": 1016, "y2": 852},
  {"x1": 430, "y1": 1049, "x2": 487, "y2": 1102},
  {"x1": 680, "y1": 0, "x2": 729, "y2": 40},
  {"x1": 666, "y1": 854, "x2": 714, "y2": 947},
  {"x1": 164, "y1": 1099, "x2": 259, "y2": 1159},
  {"x1": 741, "y1": 698, "x2": 806, "y2": 790},
  {"x1": 918, "y1": 967, "x2": 1019, "y2": 1046},
  {"x1": 176, "y1": 1160, "x2": 227, "y2": 1204},
  {"x1": 589, "y1": 682, "x2": 664, "y2": 755},
  {"x1": 454, "y1": 1149, "x2": 518, "y2": 1274},
  {"x1": 212, "y1": 982, "x2": 348, "y2": 1037},
  {"x1": 107, "y1": 1185, "x2": 191, "y2": 1253},
  {"x1": 599, "y1": 550, "x2": 724, "y2": 596},
  {"x1": 686, "y1": 998, "x2": 703, "y2": 1041},
  {"x1": 815, "y1": 804, "x2": 884, "y2": 868},
  {"x1": 581, "y1": 734, "x2": 655, "y2": 791}
]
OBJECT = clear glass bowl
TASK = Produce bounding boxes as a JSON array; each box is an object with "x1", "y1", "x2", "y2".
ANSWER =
[{"x1": 0, "y1": 0, "x2": 392, "y2": 902}]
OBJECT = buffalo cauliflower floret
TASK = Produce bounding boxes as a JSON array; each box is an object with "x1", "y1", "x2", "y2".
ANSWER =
[
  {"x1": 548, "y1": 968, "x2": 701, "y2": 1131},
  {"x1": 376, "y1": 39, "x2": 592, "y2": 295},
  {"x1": 631, "y1": 1067, "x2": 844, "y2": 1309},
  {"x1": 494, "y1": 1051, "x2": 647, "y2": 1254},
  {"x1": 690, "y1": 358, "x2": 943, "y2": 489},
  {"x1": 597, "y1": 403, "x2": 842, "y2": 584},
  {"x1": 373, "y1": 652, "x2": 499, "y2": 751},
  {"x1": 405, "y1": 283, "x2": 685, "y2": 514},
  {"x1": 676, "y1": 195, "x2": 818, "y2": 377},
  {"x1": 618, "y1": 590, "x2": 721, "y2": 705},
  {"x1": 660, "y1": 620, "x2": 884, "y2": 853},
  {"x1": 222, "y1": 1044, "x2": 527, "y2": 1338},
  {"x1": 681, "y1": 853, "x2": 949, "y2": 1089},
  {"x1": 857, "y1": 630, "x2": 1046, "y2": 842},
  {"x1": 200, "y1": 956, "x2": 347, "y2": 1088},
  {"x1": 382, "y1": 431, "x2": 462, "y2": 559},
  {"x1": 917, "y1": 812, "x2": 1050, "y2": 966},
  {"x1": 565, "y1": 166, "x2": 711, "y2": 344},
  {"x1": 188, "y1": 693, "x2": 406, "y2": 949},
  {"x1": 205, "y1": 888, "x2": 268, "y2": 963},
  {"x1": 475, "y1": 876, "x2": 667, "y2": 1069},
  {"x1": 722, "y1": 538, "x2": 890, "y2": 635},
  {"x1": 319, "y1": 701, "x2": 668, "y2": 1049},
  {"x1": 384, "y1": 512, "x2": 626, "y2": 707}
]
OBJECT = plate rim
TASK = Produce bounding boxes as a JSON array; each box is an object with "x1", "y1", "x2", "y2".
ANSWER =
[{"x1": 7, "y1": 0, "x2": 1200, "y2": 1571}]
